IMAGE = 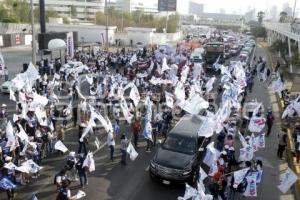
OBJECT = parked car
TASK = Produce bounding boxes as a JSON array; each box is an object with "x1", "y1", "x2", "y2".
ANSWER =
[{"x1": 150, "y1": 115, "x2": 208, "y2": 185}]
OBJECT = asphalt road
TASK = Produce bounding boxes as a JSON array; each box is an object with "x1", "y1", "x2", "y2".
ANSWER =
[{"x1": 0, "y1": 45, "x2": 294, "y2": 200}]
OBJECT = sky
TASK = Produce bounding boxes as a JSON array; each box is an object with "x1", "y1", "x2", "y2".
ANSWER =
[{"x1": 185, "y1": 0, "x2": 296, "y2": 14}]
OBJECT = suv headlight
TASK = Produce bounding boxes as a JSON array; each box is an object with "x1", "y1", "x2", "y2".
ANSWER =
[{"x1": 150, "y1": 161, "x2": 157, "y2": 169}]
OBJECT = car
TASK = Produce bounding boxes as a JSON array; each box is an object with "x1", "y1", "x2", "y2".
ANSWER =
[
  {"x1": 0, "y1": 80, "x2": 16, "y2": 94},
  {"x1": 66, "y1": 65, "x2": 89, "y2": 75},
  {"x1": 149, "y1": 115, "x2": 208, "y2": 185},
  {"x1": 59, "y1": 61, "x2": 83, "y2": 74}
]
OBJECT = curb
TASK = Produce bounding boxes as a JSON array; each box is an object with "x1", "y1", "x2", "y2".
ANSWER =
[{"x1": 260, "y1": 42, "x2": 300, "y2": 200}]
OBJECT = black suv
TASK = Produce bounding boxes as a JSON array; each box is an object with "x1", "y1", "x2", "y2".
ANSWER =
[{"x1": 150, "y1": 115, "x2": 208, "y2": 185}]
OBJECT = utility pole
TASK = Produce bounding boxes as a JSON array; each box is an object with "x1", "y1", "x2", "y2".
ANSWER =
[
  {"x1": 291, "y1": 0, "x2": 297, "y2": 32},
  {"x1": 165, "y1": 11, "x2": 169, "y2": 33},
  {"x1": 30, "y1": 0, "x2": 36, "y2": 66},
  {"x1": 105, "y1": 0, "x2": 109, "y2": 50}
]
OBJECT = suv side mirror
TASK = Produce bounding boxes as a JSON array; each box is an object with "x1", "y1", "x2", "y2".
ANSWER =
[{"x1": 198, "y1": 147, "x2": 204, "y2": 152}]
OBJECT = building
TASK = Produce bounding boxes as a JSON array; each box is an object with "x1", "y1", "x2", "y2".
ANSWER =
[
  {"x1": 189, "y1": 1, "x2": 204, "y2": 16},
  {"x1": 114, "y1": 0, "x2": 158, "y2": 13},
  {"x1": 31, "y1": 0, "x2": 105, "y2": 21}
]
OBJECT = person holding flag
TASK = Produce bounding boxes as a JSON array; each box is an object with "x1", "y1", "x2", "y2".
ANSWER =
[{"x1": 120, "y1": 134, "x2": 129, "y2": 165}]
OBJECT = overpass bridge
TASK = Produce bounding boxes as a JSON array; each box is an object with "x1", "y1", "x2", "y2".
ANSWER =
[{"x1": 264, "y1": 22, "x2": 300, "y2": 73}]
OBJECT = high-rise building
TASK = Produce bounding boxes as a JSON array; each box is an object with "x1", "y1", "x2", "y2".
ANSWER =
[
  {"x1": 115, "y1": 0, "x2": 158, "y2": 13},
  {"x1": 31, "y1": 0, "x2": 105, "y2": 21},
  {"x1": 189, "y1": 1, "x2": 204, "y2": 16},
  {"x1": 282, "y1": 2, "x2": 293, "y2": 16}
]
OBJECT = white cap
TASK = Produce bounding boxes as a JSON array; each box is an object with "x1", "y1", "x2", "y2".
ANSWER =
[
  {"x1": 245, "y1": 135, "x2": 251, "y2": 140},
  {"x1": 1, "y1": 104, "x2": 7, "y2": 107},
  {"x1": 229, "y1": 146, "x2": 235, "y2": 151},
  {"x1": 224, "y1": 145, "x2": 229, "y2": 149},
  {"x1": 221, "y1": 151, "x2": 227, "y2": 155}
]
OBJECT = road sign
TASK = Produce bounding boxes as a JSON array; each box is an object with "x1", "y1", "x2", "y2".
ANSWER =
[{"x1": 158, "y1": 0, "x2": 177, "y2": 12}]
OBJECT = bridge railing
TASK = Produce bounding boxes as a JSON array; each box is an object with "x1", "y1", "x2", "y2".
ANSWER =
[{"x1": 264, "y1": 22, "x2": 300, "y2": 41}]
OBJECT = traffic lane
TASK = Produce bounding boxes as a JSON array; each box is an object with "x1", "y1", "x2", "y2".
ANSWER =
[
  {"x1": 242, "y1": 46, "x2": 282, "y2": 200},
  {"x1": 23, "y1": 139, "x2": 183, "y2": 200},
  {"x1": 2, "y1": 48, "x2": 32, "y2": 76},
  {"x1": 74, "y1": 140, "x2": 183, "y2": 200}
]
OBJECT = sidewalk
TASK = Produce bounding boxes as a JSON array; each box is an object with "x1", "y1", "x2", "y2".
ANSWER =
[{"x1": 260, "y1": 41, "x2": 300, "y2": 200}]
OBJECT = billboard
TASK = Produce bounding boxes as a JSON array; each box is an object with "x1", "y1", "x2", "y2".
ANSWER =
[{"x1": 158, "y1": 0, "x2": 177, "y2": 12}]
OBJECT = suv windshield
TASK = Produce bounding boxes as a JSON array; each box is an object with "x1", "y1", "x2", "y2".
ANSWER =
[{"x1": 163, "y1": 134, "x2": 196, "y2": 155}]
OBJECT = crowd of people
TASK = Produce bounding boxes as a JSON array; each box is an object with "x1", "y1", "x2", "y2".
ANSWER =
[{"x1": 0, "y1": 30, "x2": 298, "y2": 200}]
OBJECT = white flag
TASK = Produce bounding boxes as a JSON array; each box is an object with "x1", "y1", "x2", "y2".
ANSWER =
[
  {"x1": 126, "y1": 142, "x2": 138, "y2": 161},
  {"x1": 83, "y1": 152, "x2": 95, "y2": 172},
  {"x1": 54, "y1": 140, "x2": 68, "y2": 153},
  {"x1": 165, "y1": 92, "x2": 174, "y2": 108},
  {"x1": 278, "y1": 167, "x2": 299, "y2": 193},
  {"x1": 239, "y1": 145, "x2": 254, "y2": 161},
  {"x1": 205, "y1": 76, "x2": 216, "y2": 93},
  {"x1": 203, "y1": 142, "x2": 220, "y2": 166},
  {"x1": 129, "y1": 85, "x2": 140, "y2": 107},
  {"x1": 161, "y1": 57, "x2": 170, "y2": 73},
  {"x1": 198, "y1": 115, "x2": 215, "y2": 138},
  {"x1": 177, "y1": 184, "x2": 198, "y2": 200},
  {"x1": 9, "y1": 89, "x2": 16, "y2": 102},
  {"x1": 129, "y1": 54, "x2": 137, "y2": 65},
  {"x1": 256, "y1": 133, "x2": 265, "y2": 148},
  {"x1": 120, "y1": 96, "x2": 134, "y2": 123},
  {"x1": 181, "y1": 94, "x2": 209, "y2": 115},
  {"x1": 233, "y1": 167, "x2": 250, "y2": 188},
  {"x1": 75, "y1": 190, "x2": 86, "y2": 199},
  {"x1": 282, "y1": 102, "x2": 296, "y2": 119}
]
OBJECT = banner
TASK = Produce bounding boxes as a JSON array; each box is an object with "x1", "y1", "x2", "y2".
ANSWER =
[
  {"x1": 244, "y1": 174, "x2": 257, "y2": 197},
  {"x1": 0, "y1": 177, "x2": 16, "y2": 190},
  {"x1": 248, "y1": 116, "x2": 266, "y2": 133},
  {"x1": 278, "y1": 167, "x2": 298, "y2": 193},
  {"x1": 127, "y1": 142, "x2": 138, "y2": 161},
  {"x1": 54, "y1": 140, "x2": 68, "y2": 153},
  {"x1": 66, "y1": 32, "x2": 74, "y2": 58}
]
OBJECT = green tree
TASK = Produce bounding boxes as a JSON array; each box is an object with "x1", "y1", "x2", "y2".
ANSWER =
[
  {"x1": 70, "y1": 5, "x2": 77, "y2": 18},
  {"x1": 257, "y1": 11, "x2": 265, "y2": 26},
  {"x1": 279, "y1": 11, "x2": 288, "y2": 23}
]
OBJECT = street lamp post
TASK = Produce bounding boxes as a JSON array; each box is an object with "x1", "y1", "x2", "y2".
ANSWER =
[
  {"x1": 105, "y1": 0, "x2": 109, "y2": 50},
  {"x1": 30, "y1": 0, "x2": 36, "y2": 66}
]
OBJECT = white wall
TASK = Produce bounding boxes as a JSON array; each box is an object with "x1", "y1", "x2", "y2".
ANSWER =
[{"x1": 47, "y1": 24, "x2": 117, "y2": 45}]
